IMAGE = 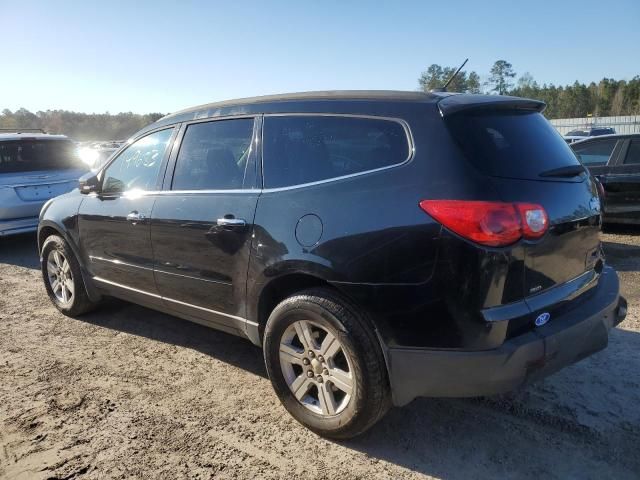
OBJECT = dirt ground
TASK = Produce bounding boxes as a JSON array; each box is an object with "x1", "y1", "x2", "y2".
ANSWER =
[{"x1": 0, "y1": 228, "x2": 639, "y2": 480}]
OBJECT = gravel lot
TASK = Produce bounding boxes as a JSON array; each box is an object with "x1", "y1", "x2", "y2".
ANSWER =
[{"x1": 1, "y1": 228, "x2": 639, "y2": 479}]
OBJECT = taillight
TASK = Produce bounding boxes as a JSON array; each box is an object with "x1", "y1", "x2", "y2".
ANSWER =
[
  {"x1": 595, "y1": 179, "x2": 606, "y2": 199},
  {"x1": 419, "y1": 200, "x2": 549, "y2": 247},
  {"x1": 516, "y1": 203, "x2": 548, "y2": 239}
]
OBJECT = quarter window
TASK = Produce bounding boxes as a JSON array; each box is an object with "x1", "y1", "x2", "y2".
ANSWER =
[
  {"x1": 172, "y1": 118, "x2": 255, "y2": 190},
  {"x1": 262, "y1": 116, "x2": 410, "y2": 188},
  {"x1": 572, "y1": 139, "x2": 617, "y2": 166},
  {"x1": 623, "y1": 140, "x2": 640, "y2": 165},
  {"x1": 102, "y1": 128, "x2": 173, "y2": 194}
]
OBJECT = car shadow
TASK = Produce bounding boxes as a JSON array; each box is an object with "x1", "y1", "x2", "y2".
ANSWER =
[
  {"x1": 77, "y1": 299, "x2": 640, "y2": 478},
  {"x1": 0, "y1": 232, "x2": 39, "y2": 269},
  {"x1": 79, "y1": 301, "x2": 268, "y2": 379}
]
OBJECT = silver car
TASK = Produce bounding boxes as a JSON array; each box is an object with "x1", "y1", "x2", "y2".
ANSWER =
[{"x1": 0, "y1": 131, "x2": 87, "y2": 236}]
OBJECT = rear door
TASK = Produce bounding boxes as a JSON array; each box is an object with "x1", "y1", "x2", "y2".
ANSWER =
[
  {"x1": 150, "y1": 117, "x2": 259, "y2": 333},
  {"x1": 605, "y1": 138, "x2": 640, "y2": 223},
  {"x1": 445, "y1": 110, "x2": 603, "y2": 297}
]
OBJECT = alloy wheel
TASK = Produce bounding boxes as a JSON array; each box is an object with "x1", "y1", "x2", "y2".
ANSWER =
[
  {"x1": 47, "y1": 250, "x2": 74, "y2": 304},
  {"x1": 279, "y1": 320, "x2": 354, "y2": 416}
]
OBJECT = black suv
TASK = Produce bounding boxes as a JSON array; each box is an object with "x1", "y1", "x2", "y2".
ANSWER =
[{"x1": 38, "y1": 91, "x2": 627, "y2": 438}]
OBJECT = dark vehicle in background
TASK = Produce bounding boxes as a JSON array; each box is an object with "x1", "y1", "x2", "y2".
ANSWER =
[
  {"x1": 572, "y1": 133, "x2": 640, "y2": 224},
  {"x1": 564, "y1": 126, "x2": 617, "y2": 144},
  {"x1": 38, "y1": 91, "x2": 626, "y2": 438},
  {"x1": 0, "y1": 130, "x2": 87, "y2": 236}
]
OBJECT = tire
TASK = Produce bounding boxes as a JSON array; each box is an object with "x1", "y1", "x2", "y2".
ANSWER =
[
  {"x1": 263, "y1": 287, "x2": 391, "y2": 439},
  {"x1": 41, "y1": 234, "x2": 99, "y2": 316}
]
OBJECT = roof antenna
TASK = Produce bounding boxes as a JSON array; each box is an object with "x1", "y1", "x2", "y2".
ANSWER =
[{"x1": 431, "y1": 58, "x2": 468, "y2": 92}]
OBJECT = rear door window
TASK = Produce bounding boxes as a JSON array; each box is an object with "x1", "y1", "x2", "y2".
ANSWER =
[
  {"x1": 171, "y1": 118, "x2": 255, "y2": 190},
  {"x1": 623, "y1": 140, "x2": 640, "y2": 165},
  {"x1": 446, "y1": 111, "x2": 581, "y2": 180},
  {"x1": 262, "y1": 115, "x2": 410, "y2": 188},
  {"x1": 572, "y1": 139, "x2": 617, "y2": 166},
  {"x1": 0, "y1": 139, "x2": 82, "y2": 174}
]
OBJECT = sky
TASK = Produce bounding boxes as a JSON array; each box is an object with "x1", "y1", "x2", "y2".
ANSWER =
[{"x1": 2, "y1": 0, "x2": 639, "y2": 114}]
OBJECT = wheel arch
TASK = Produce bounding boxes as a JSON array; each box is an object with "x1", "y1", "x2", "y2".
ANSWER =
[
  {"x1": 248, "y1": 266, "x2": 386, "y2": 356},
  {"x1": 38, "y1": 220, "x2": 102, "y2": 302}
]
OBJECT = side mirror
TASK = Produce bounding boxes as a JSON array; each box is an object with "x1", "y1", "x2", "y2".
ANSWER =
[{"x1": 79, "y1": 172, "x2": 100, "y2": 194}]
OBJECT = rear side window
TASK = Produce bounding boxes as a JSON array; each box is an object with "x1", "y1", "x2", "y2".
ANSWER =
[
  {"x1": 623, "y1": 140, "x2": 640, "y2": 165},
  {"x1": 446, "y1": 111, "x2": 581, "y2": 180},
  {"x1": 0, "y1": 140, "x2": 82, "y2": 174},
  {"x1": 172, "y1": 118, "x2": 255, "y2": 190},
  {"x1": 262, "y1": 115, "x2": 410, "y2": 188},
  {"x1": 572, "y1": 139, "x2": 617, "y2": 166}
]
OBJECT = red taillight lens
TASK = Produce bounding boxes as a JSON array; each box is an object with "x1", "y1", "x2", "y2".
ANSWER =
[{"x1": 419, "y1": 200, "x2": 548, "y2": 247}]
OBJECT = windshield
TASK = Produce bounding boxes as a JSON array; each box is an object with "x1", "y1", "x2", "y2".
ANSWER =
[
  {"x1": 0, "y1": 139, "x2": 83, "y2": 174},
  {"x1": 446, "y1": 111, "x2": 582, "y2": 180}
]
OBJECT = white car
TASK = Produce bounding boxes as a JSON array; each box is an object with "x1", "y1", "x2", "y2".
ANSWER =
[{"x1": 0, "y1": 130, "x2": 87, "y2": 236}]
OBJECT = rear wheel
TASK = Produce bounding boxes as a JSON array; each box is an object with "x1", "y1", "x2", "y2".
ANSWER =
[
  {"x1": 263, "y1": 288, "x2": 390, "y2": 439},
  {"x1": 41, "y1": 235, "x2": 99, "y2": 316}
]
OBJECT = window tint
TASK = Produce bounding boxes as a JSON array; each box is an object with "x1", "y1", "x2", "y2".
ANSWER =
[
  {"x1": 172, "y1": 118, "x2": 255, "y2": 190},
  {"x1": 0, "y1": 140, "x2": 82, "y2": 174},
  {"x1": 262, "y1": 116, "x2": 409, "y2": 188},
  {"x1": 102, "y1": 128, "x2": 173, "y2": 194},
  {"x1": 446, "y1": 111, "x2": 581, "y2": 180},
  {"x1": 572, "y1": 139, "x2": 617, "y2": 166},
  {"x1": 624, "y1": 140, "x2": 640, "y2": 165}
]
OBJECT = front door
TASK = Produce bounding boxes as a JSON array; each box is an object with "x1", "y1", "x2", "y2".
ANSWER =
[
  {"x1": 150, "y1": 117, "x2": 259, "y2": 333},
  {"x1": 78, "y1": 127, "x2": 176, "y2": 299}
]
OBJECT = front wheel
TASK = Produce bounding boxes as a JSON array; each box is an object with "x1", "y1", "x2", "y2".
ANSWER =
[
  {"x1": 263, "y1": 288, "x2": 391, "y2": 439},
  {"x1": 41, "y1": 235, "x2": 99, "y2": 316}
]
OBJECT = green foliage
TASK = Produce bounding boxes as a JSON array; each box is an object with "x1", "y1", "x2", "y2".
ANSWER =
[
  {"x1": 418, "y1": 64, "x2": 482, "y2": 93},
  {"x1": 0, "y1": 109, "x2": 165, "y2": 140},
  {"x1": 487, "y1": 60, "x2": 516, "y2": 95},
  {"x1": 509, "y1": 76, "x2": 640, "y2": 118},
  {"x1": 419, "y1": 60, "x2": 640, "y2": 118}
]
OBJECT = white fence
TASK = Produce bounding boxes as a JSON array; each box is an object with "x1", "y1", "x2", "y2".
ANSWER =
[{"x1": 550, "y1": 115, "x2": 640, "y2": 135}]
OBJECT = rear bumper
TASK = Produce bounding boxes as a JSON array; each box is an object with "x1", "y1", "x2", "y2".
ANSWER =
[
  {"x1": 0, "y1": 217, "x2": 39, "y2": 236},
  {"x1": 387, "y1": 266, "x2": 626, "y2": 406}
]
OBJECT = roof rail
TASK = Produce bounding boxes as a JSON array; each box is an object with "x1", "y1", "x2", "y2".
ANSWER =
[{"x1": 0, "y1": 128, "x2": 47, "y2": 134}]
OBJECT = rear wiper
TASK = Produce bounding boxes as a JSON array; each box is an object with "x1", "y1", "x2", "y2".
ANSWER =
[{"x1": 539, "y1": 165, "x2": 586, "y2": 178}]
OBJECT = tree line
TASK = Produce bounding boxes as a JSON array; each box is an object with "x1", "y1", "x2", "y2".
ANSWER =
[
  {"x1": 419, "y1": 60, "x2": 640, "y2": 118},
  {"x1": 0, "y1": 109, "x2": 165, "y2": 141}
]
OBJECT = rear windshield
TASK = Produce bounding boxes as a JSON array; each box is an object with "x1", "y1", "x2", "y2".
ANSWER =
[
  {"x1": 0, "y1": 139, "x2": 82, "y2": 174},
  {"x1": 446, "y1": 111, "x2": 581, "y2": 180}
]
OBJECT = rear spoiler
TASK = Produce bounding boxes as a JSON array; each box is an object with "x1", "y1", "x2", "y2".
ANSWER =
[{"x1": 437, "y1": 94, "x2": 546, "y2": 117}]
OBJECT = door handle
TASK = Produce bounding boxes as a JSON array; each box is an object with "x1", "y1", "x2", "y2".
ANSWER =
[
  {"x1": 126, "y1": 211, "x2": 146, "y2": 223},
  {"x1": 216, "y1": 217, "x2": 246, "y2": 227}
]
